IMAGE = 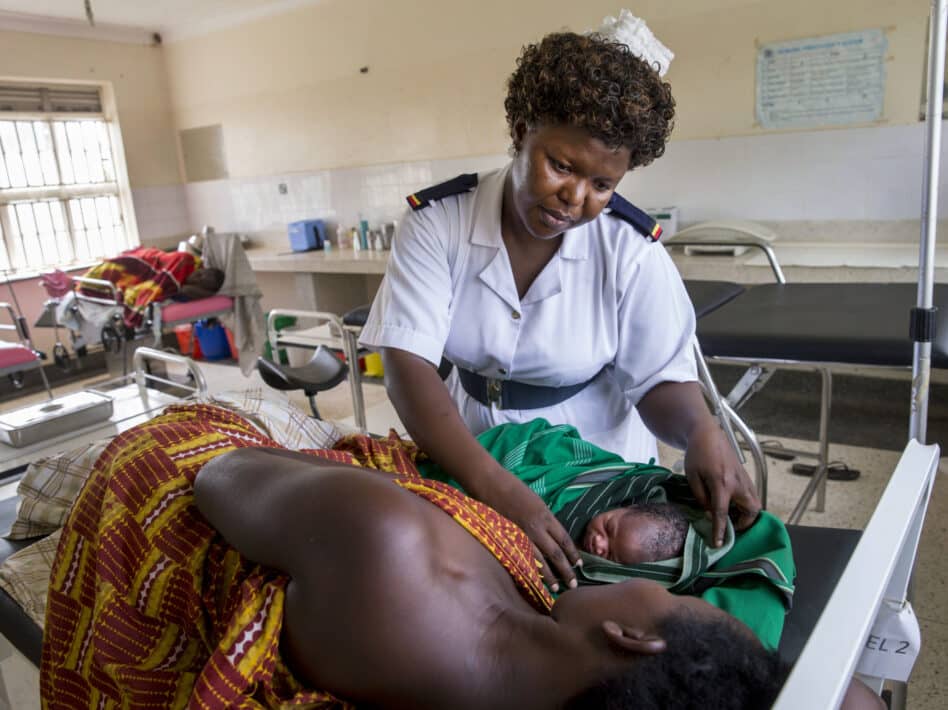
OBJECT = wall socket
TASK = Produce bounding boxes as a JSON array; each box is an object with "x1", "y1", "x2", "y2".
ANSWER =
[{"x1": 277, "y1": 182, "x2": 288, "y2": 195}]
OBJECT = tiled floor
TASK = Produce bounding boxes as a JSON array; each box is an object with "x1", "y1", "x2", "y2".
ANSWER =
[{"x1": 0, "y1": 359, "x2": 945, "y2": 707}]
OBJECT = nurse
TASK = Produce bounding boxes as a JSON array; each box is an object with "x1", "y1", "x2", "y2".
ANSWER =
[{"x1": 360, "y1": 20, "x2": 760, "y2": 591}]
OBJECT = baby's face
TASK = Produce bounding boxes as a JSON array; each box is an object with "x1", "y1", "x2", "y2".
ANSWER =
[{"x1": 582, "y1": 507, "x2": 663, "y2": 565}]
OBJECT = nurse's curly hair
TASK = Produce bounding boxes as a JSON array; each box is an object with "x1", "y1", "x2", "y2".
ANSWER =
[{"x1": 505, "y1": 31, "x2": 675, "y2": 170}]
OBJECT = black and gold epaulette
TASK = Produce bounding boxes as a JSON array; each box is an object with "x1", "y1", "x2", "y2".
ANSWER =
[
  {"x1": 606, "y1": 193, "x2": 663, "y2": 242},
  {"x1": 406, "y1": 173, "x2": 478, "y2": 211}
]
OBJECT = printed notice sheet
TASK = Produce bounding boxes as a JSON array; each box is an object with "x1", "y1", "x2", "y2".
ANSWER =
[{"x1": 756, "y1": 30, "x2": 887, "y2": 129}]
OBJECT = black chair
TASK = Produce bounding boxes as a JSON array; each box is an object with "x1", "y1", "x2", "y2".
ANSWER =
[{"x1": 256, "y1": 346, "x2": 348, "y2": 419}]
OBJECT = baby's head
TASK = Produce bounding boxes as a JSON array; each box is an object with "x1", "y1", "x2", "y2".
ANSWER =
[{"x1": 582, "y1": 502, "x2": 689, "y2": 565}]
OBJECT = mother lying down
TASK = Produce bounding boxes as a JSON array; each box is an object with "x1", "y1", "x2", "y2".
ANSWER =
[{"x1": 39, "y1": 405, "x2": 878, "y2": 709}]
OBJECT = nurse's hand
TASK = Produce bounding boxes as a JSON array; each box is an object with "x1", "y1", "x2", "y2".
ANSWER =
[
  {"x1": 683, "y1": 420, "x2": 761, "y2": 547},
  {"x1": 486, "y1": 472, "x2": 582, "y2": 592}
]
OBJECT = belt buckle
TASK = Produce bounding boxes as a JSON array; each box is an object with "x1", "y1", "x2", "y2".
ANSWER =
[{"x1": 486, "y1": 378, "x2": 504, "y2": 409}]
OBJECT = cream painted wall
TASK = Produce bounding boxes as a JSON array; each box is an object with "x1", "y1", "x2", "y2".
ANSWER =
[
  {"x1": 0, "y1": 29, "x2": 180, "y2": 188},
  {"x1": 163, "y1": 0, "x2": 932, "y2": 179}
]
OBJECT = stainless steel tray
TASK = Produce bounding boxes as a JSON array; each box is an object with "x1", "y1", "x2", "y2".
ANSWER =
[{"x1": 0, "y1": 391, "x2": 114, "y2": 448}]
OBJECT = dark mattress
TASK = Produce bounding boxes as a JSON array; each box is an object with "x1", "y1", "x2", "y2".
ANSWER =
[
  {"x1": 684, "y1": 280, "x2": 746, "y2": 319},
  {"x1": 0, "y1": 468, "x2": 44, "y2": 666},
  {"x1": 695, "y1": 282, "x2": 948, "y2": 369}
]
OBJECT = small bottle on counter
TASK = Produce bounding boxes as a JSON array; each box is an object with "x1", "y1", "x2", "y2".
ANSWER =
[{"x1": 351, "y1": 227, "x2": 361, "y2": 252}]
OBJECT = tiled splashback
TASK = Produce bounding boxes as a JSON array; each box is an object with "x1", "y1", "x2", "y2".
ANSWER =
[
  {"x1": 131, "y1": 122, "x2": 947, "y2": 250},
  {"x1": 134, "y1": 153, "x2": 509, "y2": 250}
]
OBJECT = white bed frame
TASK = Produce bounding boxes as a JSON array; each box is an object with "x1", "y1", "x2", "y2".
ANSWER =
[{"x1": 773, "y1": 439, "x2": 941, "y2": 708}]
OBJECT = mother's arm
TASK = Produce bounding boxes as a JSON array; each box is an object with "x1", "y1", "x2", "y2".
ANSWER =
[{"x1": 193, "y1": 447, "x2": 387, "y2": 573}]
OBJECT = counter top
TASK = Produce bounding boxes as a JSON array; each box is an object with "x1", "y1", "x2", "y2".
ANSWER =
[
  {"x1": 247, "y1": 243, "x2": 948, "y2": 283},
  {"x1": 248, "y1": 248, "x2": 389, "y2": 275}
]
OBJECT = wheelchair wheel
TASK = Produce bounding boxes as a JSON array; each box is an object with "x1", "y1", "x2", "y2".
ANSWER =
[{"x1": 53, "y1": 343, "x2": 72, "y2": 371}]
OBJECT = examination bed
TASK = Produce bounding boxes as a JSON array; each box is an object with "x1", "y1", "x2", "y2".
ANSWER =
[
  {"x1": 0, "y1": 418, "x2": 932, "y2": 706},
  {"x1": 671, "y1": 226, "x2": 948, "y2": 523},
  {"x1": 0, "y1": 342, "x2": 935, "y2": 709}
]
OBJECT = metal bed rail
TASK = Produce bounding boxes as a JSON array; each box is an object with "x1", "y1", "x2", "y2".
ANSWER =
[
  {"x1": 773, "y1": 439, "x2": 940, "y2": 709},
  {"x1": 665, "y1": 225, "x2": 786, "y2": 284},
  {"x1": 72, "y1": 275, "x2": 122, "y2": 305}
]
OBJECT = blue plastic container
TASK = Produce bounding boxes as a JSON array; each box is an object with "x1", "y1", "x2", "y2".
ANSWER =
[
  {"x1": 193, "y1": 319, "x2": 231, "y2": 360},
  {"x1": 288, "y1": 219, "x2": 326, "y2": 252}
]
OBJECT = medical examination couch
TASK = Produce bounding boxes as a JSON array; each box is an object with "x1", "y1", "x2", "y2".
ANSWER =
[{"x1": 670, "y1": 227, "x2": 948, "y2": 524}]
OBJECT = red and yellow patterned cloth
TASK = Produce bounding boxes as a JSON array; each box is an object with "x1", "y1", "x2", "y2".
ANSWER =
[
  {"x1": 79, "y1": 247, "x2": 200, "y2": 327},
  {"x1": 41, "y1": 404, "x2": 551, "y2": 709}
]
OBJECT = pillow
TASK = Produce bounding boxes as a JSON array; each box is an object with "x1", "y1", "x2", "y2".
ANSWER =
[
  {"x1": 6, "y1": 439, "x2": 110, "y2": 540},
  {"x1": 205, "y1": 387, "x2": 349, "y2": 450},
  {"x1": 0, "y1": 529, "x2": 61, "y2": 627}
]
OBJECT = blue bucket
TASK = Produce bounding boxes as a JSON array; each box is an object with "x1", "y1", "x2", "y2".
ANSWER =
[{"x1": 193, "y1": 319, "x2": 231, "y2": 360}]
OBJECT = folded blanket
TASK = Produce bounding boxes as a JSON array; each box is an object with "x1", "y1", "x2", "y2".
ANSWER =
[
  {"x1": 41, "y1": 405, "x2": 550, "y2": 709},
  {"x1": 419, "y1": 418, "x2": 796, "y2": 650},
  {"x1": 79, "y1": 247, "x2": 200, "y2": 327}
]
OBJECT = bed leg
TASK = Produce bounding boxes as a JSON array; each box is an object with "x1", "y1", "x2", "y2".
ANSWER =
[{"x1": 815, "y1": 367, "x2": 832, "y2": 512}]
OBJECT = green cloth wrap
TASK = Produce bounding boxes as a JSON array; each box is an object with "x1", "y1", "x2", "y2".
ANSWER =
[{"x1": 419, "y1": 418, "x2": 796, "y2": 650}]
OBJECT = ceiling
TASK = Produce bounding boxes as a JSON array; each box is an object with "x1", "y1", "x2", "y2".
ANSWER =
[{"x1": 0, "y1": 0, "x2": 323, "y2": 36}]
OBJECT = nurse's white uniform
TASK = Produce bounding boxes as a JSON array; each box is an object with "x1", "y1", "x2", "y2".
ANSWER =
[{"x1": 359, "y1": 165, "x2": 697, "y2": 462}]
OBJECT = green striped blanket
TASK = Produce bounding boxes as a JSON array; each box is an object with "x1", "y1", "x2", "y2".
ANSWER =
[{"x1": 419, "y1": 418, "x2": 795, "y2": 650}]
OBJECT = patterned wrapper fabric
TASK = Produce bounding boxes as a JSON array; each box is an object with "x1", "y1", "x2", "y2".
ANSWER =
[{"x1": 41, "y1": 404, "x2": 551, "y2": 709}]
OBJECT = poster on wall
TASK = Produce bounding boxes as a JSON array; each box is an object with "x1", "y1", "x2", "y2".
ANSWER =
[{"x1": 756, "y1": 29, "x2": 887, "y2": 130}]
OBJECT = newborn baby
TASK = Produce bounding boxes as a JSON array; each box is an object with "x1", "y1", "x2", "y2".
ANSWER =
[{"x1": 582, "y1": 502, "x2": 690, "y2": 565}]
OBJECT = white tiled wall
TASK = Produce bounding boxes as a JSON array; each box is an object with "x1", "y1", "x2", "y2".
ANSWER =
[
  {"x1": 137, "y1": 121, "x2": 945, "y2": 250},
  {"x1": 173, "y1": 155, "x2": 509, "y2": 249},
  {"x1": 131, "y1": 184, "x2": 192, "y2": 245}
]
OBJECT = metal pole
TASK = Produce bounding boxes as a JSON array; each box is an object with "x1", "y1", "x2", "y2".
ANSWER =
[
  {"x1": 893, "y1": 4, "x2": 947, "y2": 709},
  {"x1": 910, "y1": 0, "x2": 947, "y2": 443}
]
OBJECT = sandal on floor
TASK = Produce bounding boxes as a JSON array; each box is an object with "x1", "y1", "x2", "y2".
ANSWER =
[{"x1": 790, "y1": 462, "x2": 861, "y2": 481}]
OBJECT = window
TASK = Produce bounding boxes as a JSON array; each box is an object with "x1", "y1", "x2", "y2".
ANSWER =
[{"x1": 0, "y1": 84, "x2": 136, "y2": 276}]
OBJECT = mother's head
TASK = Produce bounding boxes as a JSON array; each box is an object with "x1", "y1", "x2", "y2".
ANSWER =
[{"x1": 502, "y1": 32, "x2": 675, "y2": 241}]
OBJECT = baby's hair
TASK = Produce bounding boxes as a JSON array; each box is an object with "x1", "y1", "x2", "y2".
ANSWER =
[{"x1": 630, "y1": 502, "x2": 689, "y2": 560}]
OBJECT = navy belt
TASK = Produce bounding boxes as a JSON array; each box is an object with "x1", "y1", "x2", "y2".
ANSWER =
[{"x1": 455, "y1": 366, "x2": 595, "y2": 410}]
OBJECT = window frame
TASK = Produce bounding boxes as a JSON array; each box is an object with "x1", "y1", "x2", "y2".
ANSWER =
[{"x1": 0, "y1": 82, "x2": 139, "y2": 280}]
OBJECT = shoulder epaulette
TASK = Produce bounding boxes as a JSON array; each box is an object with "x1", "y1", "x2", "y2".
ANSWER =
[
  {"x1": 406, "y1": 173, "x2": 478, "y2": 211},
  {"x1": 606, "y1": 193, "x2": 662, "y2": 242}
]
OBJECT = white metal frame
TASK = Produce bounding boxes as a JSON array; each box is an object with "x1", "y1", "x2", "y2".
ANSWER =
[
  {"x1": 773, "y1": 439, "x2": 940, "y2": 709},
  {"x1": 0, "y1": 300, "x2": 51, "y2": 398},
  {"x1": 0, "y1": 112, "x2": 136, "y2": 276},
  {"x1": 265, "y1": 308, "x2": 367, "y2": 431}
]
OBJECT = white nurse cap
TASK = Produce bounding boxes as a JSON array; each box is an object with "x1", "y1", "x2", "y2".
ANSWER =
[{"x1": 593, "y1": 9, "x2": 674, "y2": 77}]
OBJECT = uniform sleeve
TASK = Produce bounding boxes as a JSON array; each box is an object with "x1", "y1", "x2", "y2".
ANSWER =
[
  {"x1": 358, "y1": 205, "x2": 455, "y2": 366},
  {"x1": 613, "y1": 243, "x2": 698, "y2": 404}
]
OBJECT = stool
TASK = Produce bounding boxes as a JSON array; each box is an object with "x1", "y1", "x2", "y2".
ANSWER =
[
  {"x1": 256, "y1": 346, "x2": 348, "y2": 419},
  {"x1": 264, "y1": 309, "x2": 367, "y2": 429}
]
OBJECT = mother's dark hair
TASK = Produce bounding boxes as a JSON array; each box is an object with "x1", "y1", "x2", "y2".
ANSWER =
[
  {"x1": 504, "y1": 31, "x2": 675, "y2": 170},
  {"x1": 566, "y1": 613, "x2": 789, "y2": 709}
]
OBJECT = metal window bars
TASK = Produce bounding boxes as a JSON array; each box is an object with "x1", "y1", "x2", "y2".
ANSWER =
[{"x1": 0, "y1": 118, "x2": 127, "y2": 275}]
